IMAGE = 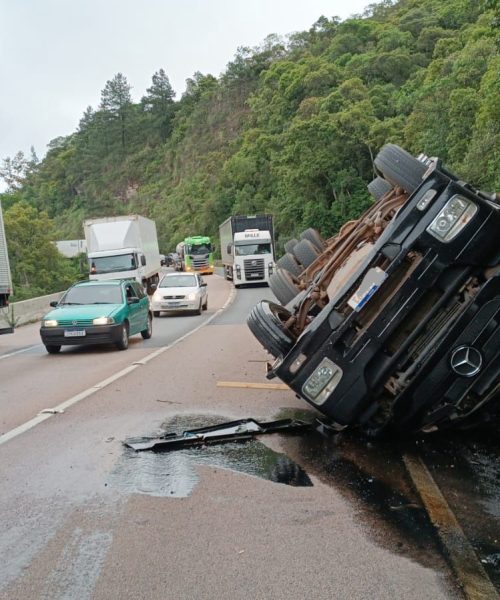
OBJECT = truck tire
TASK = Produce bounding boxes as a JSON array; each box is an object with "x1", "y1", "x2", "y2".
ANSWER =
[
  {"x1": 284, "y1": 238, "x2": 298, "y2": 254},
  {"x1": 293, "y1": 239, "x2": 320, "y2": 269},
  {"x1": 374, "y1": 144, "x2": 427, "y2": 193},
  {"x1": 141, "y1": 314, "x2": 153, "y2": 339},
  {"x1": 115, "y1": 323, "x2": 129, "y2": 350},
  {"x1": 367, "y1": 176, "x2": 392, "y2": 201},
  {"x1": 45, "y1": 345, "x2": 61, "y2": 354},
  {"x1": 299, "y1": 228, "x2": 324, "y2": 252},
  {"x1": 269, "y1": 269, "x2": 300, "y2": 305},
  {"x1": 247, "y1": 300, "x2": 295, "y2": 359},
  {"x1": 276, "y1": 253, "x2": 302, "y2": 277}
]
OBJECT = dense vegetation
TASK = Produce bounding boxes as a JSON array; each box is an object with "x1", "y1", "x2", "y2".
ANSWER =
[{"x1": 1, "y1": 0, "x2": 498, "y2": 300}]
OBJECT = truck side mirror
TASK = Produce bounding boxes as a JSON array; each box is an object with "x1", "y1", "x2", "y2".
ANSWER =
[
  {"x1": 141, "y1": 255, "x2": 146, "y2": 266},
  {"x1": 50, "y1": 301, "x2": 58, "y2": 307},
  {"x1": 227, "y1": 244, "x2": 232, "y2": 254}
]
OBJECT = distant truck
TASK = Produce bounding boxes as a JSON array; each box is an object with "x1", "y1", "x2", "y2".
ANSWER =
[
  {"x1": 219, "y1": 215, "x2": 275, "y2": 287},
  {"x1": 54, "y1": 239, "x2": 87, "y2": 258},
  {"x1": 0, "y1": 201, "x2": 14, "y2": 334},
  {"x1": 175, "y1": 236, "x2": 215, "y2": 274},
  {"x1": 84, "y1": 215, "x2": 161, "y2": 294}
]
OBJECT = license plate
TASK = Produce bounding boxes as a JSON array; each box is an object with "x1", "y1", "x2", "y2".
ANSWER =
[
  {"x1": 163, "y1": 302, "x2": 180, "y2": 307},
  {"x1": 64, "y1": 329, "x2": 86, "y2": 337}
]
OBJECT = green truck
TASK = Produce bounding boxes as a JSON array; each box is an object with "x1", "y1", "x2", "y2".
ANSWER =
[{"x1": 175, "y1": 236, "x2": 215, "y2": 275}]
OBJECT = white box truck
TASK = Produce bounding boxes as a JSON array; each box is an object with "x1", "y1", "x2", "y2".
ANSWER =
[
  {"x1": 0, "y1": 201, "x2": 14, "y2": 334},
  {"x1": 219, "y1": 215, "x2": 275, "y2": 287},
  {"x1": 84, "y1": 215, "x2": 161, "y2": 294}
]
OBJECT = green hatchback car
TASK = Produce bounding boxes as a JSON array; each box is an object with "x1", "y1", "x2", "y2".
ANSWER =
[{"x1": 40, "y1": 279, "x2": 152, "y2": 354}]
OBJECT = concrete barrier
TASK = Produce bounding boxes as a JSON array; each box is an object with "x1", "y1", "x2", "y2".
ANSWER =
[{"x1": 2, "y1": 292, "x2": 65, "y2": 329}]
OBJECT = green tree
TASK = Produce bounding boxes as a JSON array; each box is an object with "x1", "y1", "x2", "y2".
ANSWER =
[{"x1": 4, "y1": 202, "x2": 79, "y2": 300}]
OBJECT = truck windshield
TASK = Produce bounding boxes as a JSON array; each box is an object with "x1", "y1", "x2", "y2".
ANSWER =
[
  {"x1": 186, "y1": 243, "x2": 212, "y2": 256},
  {"x1": 89, "y1": 254, "x2": 136, "y2": 274},
  {"x1": 60, "y1": 285, "x2": 123, "y2": 305},
  {"x1": 235, "y1": 243, "x2": 271, "y2": 256}
]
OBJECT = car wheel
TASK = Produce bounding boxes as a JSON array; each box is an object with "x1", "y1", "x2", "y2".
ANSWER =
[
  {"x1": 141, "y1": 314, "x2": 153, "y2": 339},
  {"x1": 374, "y1": 144, "x2": 427, "y2": 194},
  {"x1": 203, "y1": 297, "x2": 208, "y2": 310},
  {"x1": 293, "y1": 239, "x2": 320, "y2": 269},
  {"x1": 194, "y1": 300, "x2": 202, "y2": 315},
  {"x1": 276, "y1": 252, "x2": 303, "y2": 277},
  {"x1": 153, "y1": 311, "x2": 160, "y2": 318},
  {"x1": 45, "y1": 345, "x2": 61, "y2": 354},
  {"x1": 247, "y1": 300, "x2": 295, "y2": 359},
  {"x1": 299, "y1": 228, "x2": 324, "y2": 252},
  {"x1": 116, "y1": 322, "x2": 129, "y2": 350},
  {"x1": 367, "y1": 176, "x2": 393, "y2": 201},
  {"x1": 269, "y1": 269, "x2": 301, "y2": 305}
]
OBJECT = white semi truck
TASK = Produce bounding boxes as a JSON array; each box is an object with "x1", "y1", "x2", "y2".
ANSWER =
[
  {"x1": 0, "y1": 201, "x2": 13, "y2": 334},
  {"x1": 219, "y1": 215, "x2": 275, "y2": 287},
  {"x1": 84, "y1": 215, "x2": 162, "y2": 294}
]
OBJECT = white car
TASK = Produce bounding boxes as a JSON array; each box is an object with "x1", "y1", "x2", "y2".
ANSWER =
[{"x1": 151, "y1": 273, "x2": 208, "y2": 316}]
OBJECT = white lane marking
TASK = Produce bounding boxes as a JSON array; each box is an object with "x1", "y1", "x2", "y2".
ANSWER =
[
  {"x1": 0, "y1": 345, "x2": 40, "y2": 360},
  {"x1": 0, "y1": 284, "x2": 237, "y2": 447}
]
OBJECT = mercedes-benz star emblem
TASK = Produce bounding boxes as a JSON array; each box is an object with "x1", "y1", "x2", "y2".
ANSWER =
[
  {"x1": 450, "y1": 345, "x2": 483, "y2": 378},
  {"x1": 72, "y1": 320, "x2": 77, "y2": 326}
]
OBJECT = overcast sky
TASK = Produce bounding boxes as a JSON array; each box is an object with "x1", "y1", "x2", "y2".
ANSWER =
[{"x1": 0, "y1": 0, "x2": 370, "y2": 174}]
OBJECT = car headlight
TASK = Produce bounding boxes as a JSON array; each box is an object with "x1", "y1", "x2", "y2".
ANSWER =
[
  {"x1": 93, "y1": 316, "x2": 115, "y2": 325},
  {"x1": 43, "y1": 319, "x2": 58, "y2": 327},
  {"x1": 302, "y1": 358, "x2": 343, "y2": 405},
  {"x1": 187, "y1": 292, "x2": 197, "y2": 301},
  {"x1": 427, "y1": 195, "x2": 477, "y2": 242}
]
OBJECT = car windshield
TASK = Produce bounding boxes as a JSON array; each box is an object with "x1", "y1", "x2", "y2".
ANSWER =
[
  {"x1": 186, "y1": 243, "x2": 212, "y2": 256},
  {"x1": 59, "y1": 285, "x2": 123, "y2": 305},
  {"x1": 159, "y1": 275, "x2": 197, "y2": 288},
  {"x1": 234, "y1": 243, "x2": 271, "y2": 256},
  {"x1": 90, "y1": 253, "x2": 136, "y2": 274}
]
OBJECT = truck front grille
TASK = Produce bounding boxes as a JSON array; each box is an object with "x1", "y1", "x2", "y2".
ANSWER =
[
  {"x1": 192, "y1": 257, "x2": 209, "y2": 270},
  {"x1": 244, "y1": 258, "x2": 265, "y2": 280}
]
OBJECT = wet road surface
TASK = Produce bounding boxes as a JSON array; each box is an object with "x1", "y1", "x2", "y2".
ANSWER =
[{"x1": 0, "y1": 275, "x2": 498, "y2": 599}]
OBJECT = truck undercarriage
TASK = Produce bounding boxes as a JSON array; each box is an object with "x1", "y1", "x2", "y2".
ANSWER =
[{"x1": 248, "y1": 145, "x2": 500, "y2": 436}]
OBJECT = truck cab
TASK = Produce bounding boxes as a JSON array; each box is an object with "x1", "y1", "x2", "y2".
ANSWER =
[{"x1": 229, "y1": 229, "x2": 274, "y2": 286}]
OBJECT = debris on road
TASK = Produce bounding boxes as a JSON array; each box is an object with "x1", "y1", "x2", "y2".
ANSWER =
[{"x1": 124, "y1": 418, "x2": 312, "y2": 452}]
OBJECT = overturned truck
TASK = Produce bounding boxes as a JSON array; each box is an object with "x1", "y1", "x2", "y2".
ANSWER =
[{"x1": 248, "y1": 144, "x2": 500, "y2": 435}]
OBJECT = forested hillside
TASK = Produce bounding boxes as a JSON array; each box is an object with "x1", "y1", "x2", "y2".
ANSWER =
[{"x1": 1, "y1": 0, "x2": 498, "y2": 300}]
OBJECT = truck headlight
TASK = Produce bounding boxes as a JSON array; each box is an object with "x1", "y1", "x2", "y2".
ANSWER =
[
  {"x1": 43, "y1": 319, "x2": 58, "y2": 327},
  {"x1": 427, "y1": 195, "x2": 477, "y2": 242},
  {"x1": 302, "y1": 358, "x2": 343, "y2": 405},
  {"x1": 236, "y1": 265, "x2": 242, "y2": 280},
  {"x1": 93, "y1": 316, "x2": 114, "y2": 325}
]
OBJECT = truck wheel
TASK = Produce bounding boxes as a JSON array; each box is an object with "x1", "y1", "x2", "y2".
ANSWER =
[
  {"x1": 247, "y1": 300, "x2": 295, "y2": 358},
  {"x1": 45, "y1": 345, "x2": 61, "y2": 354},
  {"x1": 116, "y1": 323, "x2": 129, "y2": 350},
  {"x1": 141, "y1": 314, "x2": 152, "y2": 339},
  {"x1": 374, "y1": 144, "x2": 427, "y2": 193},
  {"x1": 284, "y1": 238, "x2": 298, "y2": 254},
  {"x1": 276, "y1": 253, "x2": 302, "y2": 277},
  {"x1": 269, "y1": 269, "x2": 300, "y2": 305},
  {"x1": 293, "y1": 239, "x2": 320, "y2": 269},
  {"x1": 299, "y1": 228, "x2": 324, "y2": 252},
  {"x1": 367, "y1": 176, "x2": 392, "y2": 201}
]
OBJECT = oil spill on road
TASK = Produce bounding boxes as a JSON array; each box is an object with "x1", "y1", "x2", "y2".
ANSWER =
[{"x1": 109, "y1": 414, "x2": 312, "y2": 498}]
